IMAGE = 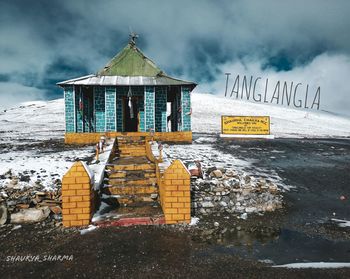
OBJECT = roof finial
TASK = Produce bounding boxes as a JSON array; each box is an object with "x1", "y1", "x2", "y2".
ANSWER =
[{"x1": 129, "y1": 31, "x2": 139, "y2": 46}]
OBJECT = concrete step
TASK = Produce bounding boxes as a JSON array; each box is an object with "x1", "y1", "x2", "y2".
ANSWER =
[
  {"x1": 118, "y1": 198, "x2": 157, "y2": 206},
  {"x1": 103, "y1": 185, "x2": 158, "y2": 195},
  {"x1": 104, "y1": 177, "x2": 157, "y2": 186},
  {"x1": 118, "y1": 147, "x2": 146, "y2": 151},
  {"x1": 106, "y1": 163, "x2": 155, "y2": 171},
  {"x1": 118, "y1": 144, "x2": 146, "y2": 149},
  {"x1": 117, "y1": 138, "x2": 145, "y2": 145},
  {"x1": 102, "y1": 194, "x2": 156, "y2": 206},
  {"x1": 117, "y1": 150, "x2": 147, "y2": 156},
  {"x1": 105, "y1": 169, "x2": 156, "y2": 179},
  {"x1": 117, "y1": 136, "x2": 145, "y2": 140},
  {"x1": 119, "y1": 153, "x2": 147, "y2": 158},
  {"x1": 108, "y1": 155, "x2": 152, "y2": 164}
]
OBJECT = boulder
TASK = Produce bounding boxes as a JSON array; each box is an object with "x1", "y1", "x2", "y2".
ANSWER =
[
  {"x1": 0, "y1": 205, "x2": 8, "y2": 225},
  {"x1": 225, "y1": 170, "x2": 237, "y2": 177},
  {"x1": 210, "y1": 170, "x2": 223, "y2": 178},
  {"x1": 10, "y1": 206, "x2": 50, "y2": 224}
]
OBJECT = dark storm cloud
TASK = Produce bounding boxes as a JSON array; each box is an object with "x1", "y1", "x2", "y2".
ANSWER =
[{"x1": 0, "y1": 0, "x2": 349, "y2": 114}]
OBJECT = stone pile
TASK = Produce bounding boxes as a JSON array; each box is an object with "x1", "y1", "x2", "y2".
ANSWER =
[
  {"x1": 191, "y1": 167, "x2": 283, "y2": 218},
  {"x1": 0, "y1": 172, "x2": 62, "y2": 225}
]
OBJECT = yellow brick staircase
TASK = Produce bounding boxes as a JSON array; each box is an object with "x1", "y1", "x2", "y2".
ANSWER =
[{"x1": 98, "y1": 136, "x2": 164, "y2": 225}]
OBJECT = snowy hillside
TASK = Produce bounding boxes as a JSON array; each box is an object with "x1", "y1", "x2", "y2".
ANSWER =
[
  {"x1": 1, "y1": 93, "x2": 350, "y2": 142},
  {"x1": 1, "y1": 93, "x2": 349, "y2": 189},
  {"x1": 0, "y1": 100, "x2": 93, "y2": 189},
  {"x1": 0, "y1": 99, "x2": 65, "y2": 145},
  {"x1": 191, "y1": 93, "x2": 350, "y2": 138}
]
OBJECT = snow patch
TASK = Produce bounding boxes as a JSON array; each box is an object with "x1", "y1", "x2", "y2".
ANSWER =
[
  {"x1": 331, "y1": 218, "x2": 350, "y2": 228},
  {"x1": 189, "y1": 217, "x2": 200, "y2": 226},
  {"x1": 80, "y1": 225, "x2": 98, "y2": 235},
  {"x1": 273, "y1": 262, "x2": 350, "y2": 269}
]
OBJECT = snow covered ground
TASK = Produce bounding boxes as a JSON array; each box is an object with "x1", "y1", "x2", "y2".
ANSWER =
[
  {"x1": 0, "y1": 99, "x2": 65, "y2": 145},
  {"x1": 0, "y1": 100, "x2": 94, "y2": 189},
  {"x1": 191, "y1": 93, "x2": 350, "y2": 138},
  {"x1": 0, "y1": 93, "x2": 349, "y2": 189},
  {"x1": 1, "y1": 93, "x2": 349, "y2": 143}
]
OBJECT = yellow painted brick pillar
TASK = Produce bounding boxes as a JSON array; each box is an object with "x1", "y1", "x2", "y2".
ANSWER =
[
  {"x1": 161, "y1": 160, "x2": 191, "y2": 224},
  {"x1": 61, "y1": 161, "x2": 94, "y2": 227}
]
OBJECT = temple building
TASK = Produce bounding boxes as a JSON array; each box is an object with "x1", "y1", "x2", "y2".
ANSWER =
[{"x1": 57, "y1": 35, "x2": 196, "y2": 144}]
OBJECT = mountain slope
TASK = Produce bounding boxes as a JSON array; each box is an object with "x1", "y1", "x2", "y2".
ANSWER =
[
  {"x1": 1, "y1": 93, "x2": 349, "y2": 140},
  {"x1": 191, "y1": 93, "x2": 350, "y2": 138}
]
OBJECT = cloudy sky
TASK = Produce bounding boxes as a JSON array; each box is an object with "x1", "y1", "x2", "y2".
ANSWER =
[{"x1": 0, "y1": 0, "x2": 349, "y2": 115}]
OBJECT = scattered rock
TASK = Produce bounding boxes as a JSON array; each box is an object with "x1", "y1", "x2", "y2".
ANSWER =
[
  {"x1": 202, "y1": 201, "x2": 214, "y2": 208},
  {"x1": 206, "y1": 167, "x2": 217, "y2": 174},
  {"x1": 192, "y1": 165, "x2": 283, "y2": 219},
  {"x1": 219, "y1": 201, "x2": 228, "y2": 207},
  {"x1": 50, "y1": 206, "x2": 62, "y2": 215},
  {"x1": 240, "y1": 213, "x2": 248, "y2": 220}
]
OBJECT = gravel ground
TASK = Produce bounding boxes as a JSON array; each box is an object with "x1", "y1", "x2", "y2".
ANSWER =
[
  {"x1": 0, "y1": 221, "x2": 349, "y2": 279},
  {"x1": 1, "y1": 137, "x2": 350, "y2": 278}
]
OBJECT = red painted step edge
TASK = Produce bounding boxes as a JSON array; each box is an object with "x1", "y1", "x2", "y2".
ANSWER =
[{"x1": 95, "y1": 217, "x2": 166, "y2": 227}]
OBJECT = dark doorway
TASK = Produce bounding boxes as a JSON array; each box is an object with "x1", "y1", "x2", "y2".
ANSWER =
[{"x1": 123, "y1": 97, "x2": 139, "y2": 132}]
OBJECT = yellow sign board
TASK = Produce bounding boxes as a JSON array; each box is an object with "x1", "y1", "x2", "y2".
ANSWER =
[{"x1": 221, "y1": 116, "x2": 270, "y2": 135}]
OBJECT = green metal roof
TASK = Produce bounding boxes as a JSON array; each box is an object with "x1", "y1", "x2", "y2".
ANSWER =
[
  {"x1": 97, "y1": 43, "x2": 164, "y2": 77},
  {"x1": 58, "y1": 40, "x2": 197, "y2": 89}
]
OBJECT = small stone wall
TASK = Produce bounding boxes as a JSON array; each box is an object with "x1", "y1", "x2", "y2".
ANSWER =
[
  {"x1": 158, "y1": 160, "x2": 191, "y2": 224},
  {"x1": 64, "y1": 131, "x2": 192, "y2": 144},
  {"x1": 61, "y1": 161, "x2": 94, "y2": 227}
]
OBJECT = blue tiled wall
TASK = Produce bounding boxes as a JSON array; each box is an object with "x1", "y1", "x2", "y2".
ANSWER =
[
  {"x1": 145, "y1": 86, "x2": 155, "y2": 132},
  {"x1": 64, "y1": 86, "x2": 75, "y2": 132},
  {"x1": 65, "y1": 85, "x2": 172, "y2": 133},
  {"x1": 105, "y1": 87, "x2": 116, "y2": 131},
  {"x1": 94, "y1": 87, "x2": 105, "y2": 132},
  {"x1": 155, "y1": 87, "x2": 167, "y2": 132},
  {"x1": 181, "y1": 86, "x2": 191, "y2": 131}
]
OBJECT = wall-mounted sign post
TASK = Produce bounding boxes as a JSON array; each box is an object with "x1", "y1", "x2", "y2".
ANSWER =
[{"x1": 220, "y1": 116, "x2": 274, "y2": 139}]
